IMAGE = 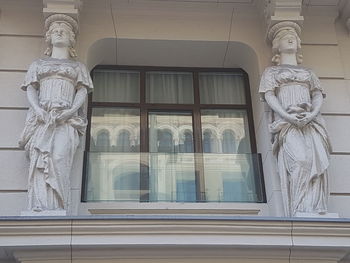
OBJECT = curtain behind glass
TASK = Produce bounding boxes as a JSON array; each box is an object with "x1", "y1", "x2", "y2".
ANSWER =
[
  {"x1": 146, "y1": 72, "x2": 194, "y2": 104},
  {"x1": 93, "y1": 70, "x2": 140, "y2": 103},
  {"x1": 199, "y1": 72, "x2": 246, "y2": 104}
]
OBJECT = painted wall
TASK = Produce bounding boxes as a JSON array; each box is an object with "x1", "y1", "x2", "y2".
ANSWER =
[{"x1": 0, "y1": 0, "x2": 349, "y2": 217}]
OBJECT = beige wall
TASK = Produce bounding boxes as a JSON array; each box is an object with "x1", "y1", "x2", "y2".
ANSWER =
[{"x1": 0, "y1": 0, "x2": 349, "y2": 217}]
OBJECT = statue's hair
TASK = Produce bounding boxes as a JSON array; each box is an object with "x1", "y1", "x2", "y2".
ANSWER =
[
  {"x1": 271, "y1": 29, "x2": 303, "y2": 65},
  {"x1": 44, "y1": 22, "x2": 77, "y2": 58}
]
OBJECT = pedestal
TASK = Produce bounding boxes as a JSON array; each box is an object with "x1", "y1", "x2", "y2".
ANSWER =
[
  {"x1": 21, "y1": 210, "x2": 67, "y2": 216},
  {"x1": 295, "y1": 212, "x2": 340, "y2": 218}
]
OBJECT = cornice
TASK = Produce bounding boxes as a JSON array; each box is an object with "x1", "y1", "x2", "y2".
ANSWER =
[
  {"x1": 1, "y1": 217, "x2": 349, "y2": 262},
  {"x1": 43, "y1": 0, "x2": 82, "y2": 19}
]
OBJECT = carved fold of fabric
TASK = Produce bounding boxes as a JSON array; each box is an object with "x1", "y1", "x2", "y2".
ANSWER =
[{"x1": 270, "y1": 119, "x2": 330, "y2": 216}]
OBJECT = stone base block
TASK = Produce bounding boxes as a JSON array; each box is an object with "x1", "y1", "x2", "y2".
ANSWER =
[
  {"x1": 21, "y1": 210, "x2": 67, "y2": 216},
  {"x1": 295, "y1": 212, "x2": 340, "y2": 218}
]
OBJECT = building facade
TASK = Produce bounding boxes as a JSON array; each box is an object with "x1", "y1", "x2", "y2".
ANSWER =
[{"x1": 1, "y1": 0, "x2": 350, "y2": 262}]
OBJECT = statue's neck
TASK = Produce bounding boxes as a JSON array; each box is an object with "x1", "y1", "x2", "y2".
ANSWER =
[
  {"x1": 51, "y1": 46, "x2": 70, "y2": 60},
  {"x1": 279, "y1": 52, "x2": 298, "y2": 66}
]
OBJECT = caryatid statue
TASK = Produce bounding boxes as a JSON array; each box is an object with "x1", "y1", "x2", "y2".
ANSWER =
[
  {"x1": 19, "y1": 14, "x2": 93, "y2": 214},
  {"x1": 259, "y1": 21, "x2": 332, "y2": 217}
]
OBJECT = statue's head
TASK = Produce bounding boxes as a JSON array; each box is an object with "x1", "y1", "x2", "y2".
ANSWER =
[
  {"x1": 268, "y1": 21, "x2": 302, "y2": 65},
  {"x1": 44, "y1": 14, "x2": 79, "y2": 58}
]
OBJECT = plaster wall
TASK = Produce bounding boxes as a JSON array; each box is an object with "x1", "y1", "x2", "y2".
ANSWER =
[{"x1": 0, "y1": 0, "x2": 349, "y2": 217}]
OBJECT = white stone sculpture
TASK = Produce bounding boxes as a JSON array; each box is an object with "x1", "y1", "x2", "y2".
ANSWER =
[
  {"x1": 19, "y1": 14, "x2": 93, "y2": 214},
  {"x1": 259, "y1": 21, "x2": 332, "y2": 217}
]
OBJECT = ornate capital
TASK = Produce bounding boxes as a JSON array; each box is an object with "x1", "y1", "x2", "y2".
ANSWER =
[
  {"x1": 259, "y1": 0, "x2": 304, "y2": 42},
  {"x1": 43, "y1": 0, "x2": 82, "y2": 19},
  {"x1": 339, "y1": 0, "x2": 350, "y2": 33}
]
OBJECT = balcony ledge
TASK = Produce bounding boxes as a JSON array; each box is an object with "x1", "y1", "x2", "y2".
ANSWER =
[{"x1": 0, "y1": 215, "x2": 350, "y2": 262}]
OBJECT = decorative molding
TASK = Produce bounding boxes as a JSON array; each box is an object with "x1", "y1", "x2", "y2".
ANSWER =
[
  {"x1": 43, "y1": 0, "x2": 82, "y2": 19},
  {"x1": 0, "y1": 217, "x2": 349, "y2": 262},
  {"x1": 259, "y1": 0, "x2": 303, "y2": 41},
  {"x1": 338, "y1": 0, "x2": 350, "y2": 33}
]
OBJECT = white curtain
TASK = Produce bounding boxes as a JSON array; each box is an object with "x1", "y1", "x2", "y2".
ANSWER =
[
  {"x1": 199, "y1": 73, "x2": 246, "y2": 104},
  {"x1": 92, "y1": 70, "x2": 140, "y2": 103},
  {"x1": 146, "y1": 72, "x2": 193, "y2": 104}
]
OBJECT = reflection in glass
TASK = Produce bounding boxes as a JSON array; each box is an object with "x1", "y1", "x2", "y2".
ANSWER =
[
  {"x1": 201, "y1": 109, "x2": 251, "y2": 154},
  {"x1": 148, "y1": 111, "x2": 195, "y2": 201},
  {"x1": 92, "y1": 70, "x2": 140, "y2": 103},
  {"x1": 203, "y1": 154, "x2": 258, "y2": 202},
  {"x1": 90, "y1": 108, "x2": 140, "y2": 152},
  {"x1": 84, "y1": 153, "x2": 264, "y2": 202},
  {"x1": 86, "y1": 153, "x2": 140, "y2": 201},
  {"x1": 148, "y1": 111, "x2": 194, "y2": 153},
  {"x1": 199, "y1": 72, "x2": 246, "y2": 104},
  {"x1": 146, "y1": 72, "x2": 194, "y2": 104}
]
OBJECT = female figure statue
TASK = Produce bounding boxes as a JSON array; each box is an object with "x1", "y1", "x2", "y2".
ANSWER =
[
  {"x1": 259, "y1": 22, "x2": 331, "y2": 217},
  {"x1": 19, "y1": 14, "x2": 93, "y2": 213}
]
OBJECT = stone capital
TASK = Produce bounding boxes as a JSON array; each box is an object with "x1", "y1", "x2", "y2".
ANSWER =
[
  {"x1": 258, "y1": 0, "x2": 304, "y2": 42},
  {"x1": 339, "y1": 0, "x2": 350, "y2": 33},
  {"x1": 43, "y1": 0, "x2": 82, "y2": 19}
]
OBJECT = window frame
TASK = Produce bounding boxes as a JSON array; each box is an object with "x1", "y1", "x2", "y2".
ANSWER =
[{"x1": 82, "y1": 65, "x2": 261, "y2": 202}]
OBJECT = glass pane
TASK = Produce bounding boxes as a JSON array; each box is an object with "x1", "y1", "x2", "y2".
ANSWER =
[
  {"x1": 201, "y1": 109, "x2": 251, "y2": 154},
  {"x1": 85, "y1": 152, "x2": 140, "y2": 201},
  {"x1": 203, "y1": 154, "x2": 261, "y2": 202},
  {"x1": 199, "y1": 72, "x2": 246, "y2": 104},
  {"x1": 92, "y1": 70, "x2": 140, "y2": 103},
  {"x1": 90, "y1": 107, "x2": 140, "y2": 152},
  {"x1": 146, "y1": 72, "x2": 194, "y2": 104},
  {"x1": 148, "y1": 111, "x2": 194, "y2": 153},
  {"x1": 149, "y1": 153, "x2": 196, "y2": 202},
  {"x1": 148, "y1": 111, "x2": 195, "y2": 201}
]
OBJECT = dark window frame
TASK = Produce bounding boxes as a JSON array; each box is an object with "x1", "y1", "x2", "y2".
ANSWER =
[{"x1": 82, "y1": 65, "x2": 264, "y2": 202}]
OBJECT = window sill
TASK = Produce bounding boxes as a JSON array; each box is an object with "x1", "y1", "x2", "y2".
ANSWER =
[{"x1": 78, "y1": 202, "x2": 267, "y2": 216}]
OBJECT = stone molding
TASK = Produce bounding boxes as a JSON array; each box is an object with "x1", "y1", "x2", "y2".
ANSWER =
[
  {"x1": 258, "y1": 0, "x2": 303, "y2": 41},
  {"x1": 43, "y1": 0, "x2": 82, "y2": 19},
  {"x1": 0, "y1": 217, "x2": 349, "y2": 261},
  {"x1": 339, "y1": 0, "x2": 350, "y2": 33}
]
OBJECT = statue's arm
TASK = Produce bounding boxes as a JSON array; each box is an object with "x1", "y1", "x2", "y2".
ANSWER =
[
  {"x1": 70, "y1": 87, "x2": 87, "y2": 113},
  {"x1": 264, "y1": 90, "x2": 300, "y2": 126},
  {"x1": 56, "y1": 87, "x2": 87, "y2": 122},
  {"x1": 298, "y1": 90, "x2": 323, "y2": 125},
  {"x1": 27, "y1": 85, "x2": 47, "y2": 122},
  {"x1": 310, "y1": 90, "x2": 323, "y2": 116}
]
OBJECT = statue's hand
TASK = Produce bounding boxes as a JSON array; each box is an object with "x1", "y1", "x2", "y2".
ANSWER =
[
  {"x1": 283, "y1": 113, "x2": 305, "y2": 128},
  {"x1": 298, "y1": 112, "x2": 317, "y2": 127},
  {"x1": 56, "y1": 109, "x2": 75, "y2": 123},
  {"x1": 34, "y1": 107, "x2": 48, "y2": 123}
]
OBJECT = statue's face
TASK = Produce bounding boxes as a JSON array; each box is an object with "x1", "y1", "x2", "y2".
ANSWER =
[
  {"x1": 50, "y1": 23, "x2": 71, "y2": 48},
  {"x1": 278, "y1": 33, "x2": 298, "y2": 54}
]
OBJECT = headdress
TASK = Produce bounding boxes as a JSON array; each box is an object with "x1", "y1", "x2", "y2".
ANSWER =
[
  {"x1": 268, "y1": 21, "x2": 301, "y2": 42},
  {"x1": 44, "y1": 14, "x2": 78, "y2": 35}
]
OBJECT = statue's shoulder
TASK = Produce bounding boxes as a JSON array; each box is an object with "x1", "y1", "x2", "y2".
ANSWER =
[{"x1": 261, "y1": 66, "x2": 279, "y2": 79}]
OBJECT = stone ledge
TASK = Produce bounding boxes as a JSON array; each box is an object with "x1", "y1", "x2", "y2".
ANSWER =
[{"x1": 0, "y1": 217, "x2": 348, "y2": 262}]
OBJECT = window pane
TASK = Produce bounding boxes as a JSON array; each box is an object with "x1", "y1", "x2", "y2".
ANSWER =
[
  {"x1": 201, "y1": 109, "x2": 251, "y2": 154},
  {"x1": 85, "y1": 152, "x2": 141, "y2": 201},
  {"x1": 148, "y1": 111, "x2": 194, "y2": 153},
  {"x1": 92, "y1": 70, "x2": 140, "y2": 103},
  {"x1": 199, "y1": 72, "x2": 246, "y2": 104},
  {"x1": 146, "y1": 72, "x2": 194, "y2": 104},
  {"x1": 90, "y1": 107, "x2": 140, "y2": 152},
  {"x1": 149, "y1": 153, "x2": 196, "y2": 202},
  {"x1": 148, "y1": 111, "x2": 195, "y2": 202},
  {"x1": 202, "y1": 154, "x2": 261, "y2": 202}
]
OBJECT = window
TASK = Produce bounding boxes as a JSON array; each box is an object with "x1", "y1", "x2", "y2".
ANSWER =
[{"x1": 83, "y1": 66, "x2": 265, "y2": 203}]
